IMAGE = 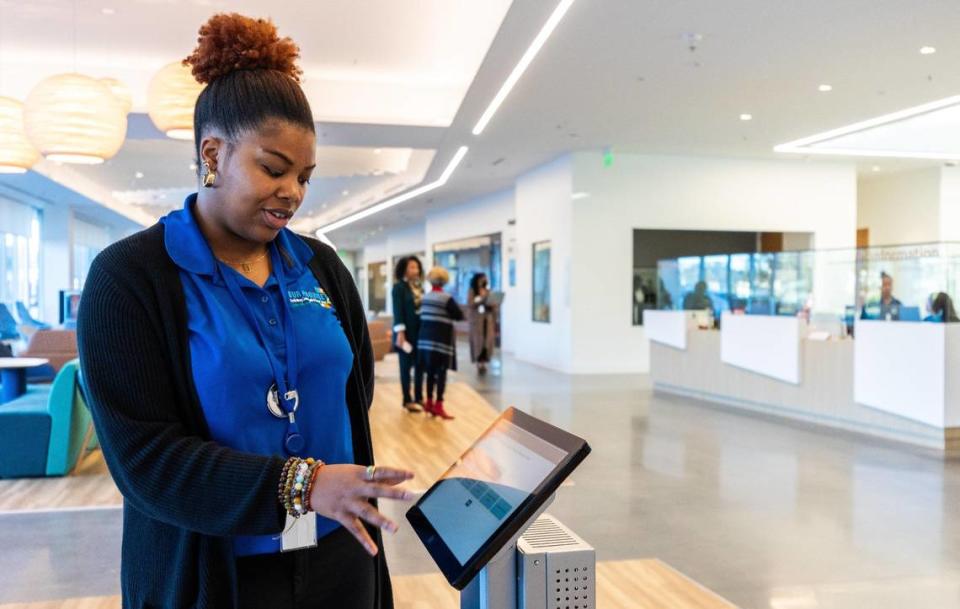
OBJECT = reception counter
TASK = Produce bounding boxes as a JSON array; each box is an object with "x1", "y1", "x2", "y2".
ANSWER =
[{"x1": 648, "y1": 311, "x2": 960, "y2": 452}]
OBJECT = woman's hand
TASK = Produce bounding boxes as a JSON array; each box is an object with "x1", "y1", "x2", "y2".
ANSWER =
[
  {"x1": 309, "y1": 464, "x2": 415, "y2": 556},
  {"x1": 395, "y1": 331, "x2": 407, "y2": 350}
]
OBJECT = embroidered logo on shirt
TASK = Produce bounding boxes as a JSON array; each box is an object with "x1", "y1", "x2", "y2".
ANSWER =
[{"x1": 288, "y1": 287, "x2": 334, "y2": 309}]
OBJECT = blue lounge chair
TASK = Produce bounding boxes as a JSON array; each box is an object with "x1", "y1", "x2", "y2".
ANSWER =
[
  {"x1": 16, "y1": 301, "x2": 51, "y2": 330},
  {"x1": 0, "y1": 359, "x2": 95, "y2": 478},
  {"x1": 0, "y1": 303, "x2": 20, "y2": 340}
]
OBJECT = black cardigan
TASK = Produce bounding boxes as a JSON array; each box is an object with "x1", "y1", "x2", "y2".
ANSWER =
[
  {"x1": 390, "y1": 280, "x2": 420, "y2": 344},
  {"x1": 77, "y1": 223, "x2": 393, "y2": 609}
]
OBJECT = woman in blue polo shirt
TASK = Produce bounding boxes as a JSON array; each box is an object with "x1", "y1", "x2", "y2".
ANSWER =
[{"x1": 77, "y1": 14, "x2": 412, "y2": 609}]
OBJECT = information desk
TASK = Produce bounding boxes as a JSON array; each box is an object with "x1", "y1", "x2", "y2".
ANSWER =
[{"x1": 650, "y1": 315, "x2": 960, "y2": 452}]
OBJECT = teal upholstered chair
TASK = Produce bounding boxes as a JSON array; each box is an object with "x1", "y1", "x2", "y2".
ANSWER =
[{"x1": 0, "y1": 359, "x2": 95, "y2": 478}]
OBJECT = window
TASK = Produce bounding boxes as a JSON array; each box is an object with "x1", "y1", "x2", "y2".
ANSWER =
[
  {"x1": 532, "y1": 240, "x2": 551, "y2": 323},
  {"x1": 367, "y1": 262, "x2": 388, "y2": 313},
  {"x1": 73, "y1": 218, "x2": 111, "y2": 290},
  {"x1": 432, "y1": 234, "x2": 502, "y2": 303},
  {"x1": 0, "y1": 197, "x2": 41, "y2": 318}
]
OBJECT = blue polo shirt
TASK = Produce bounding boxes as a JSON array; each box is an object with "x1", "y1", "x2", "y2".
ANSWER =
[{"x1": 162, "y1": 194, "x2": 354, "y2": 556}]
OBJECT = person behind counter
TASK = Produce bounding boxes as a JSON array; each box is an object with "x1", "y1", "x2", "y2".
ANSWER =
[
  {"x1": 682, "y1": 280, "x2": 713, "y2": 311},
  {"x1": 925, "y1": 292, "x2": 960, "y2": 323},
  {"x1": 862, "y1": 272, "x2": 902, "y2": 321}
]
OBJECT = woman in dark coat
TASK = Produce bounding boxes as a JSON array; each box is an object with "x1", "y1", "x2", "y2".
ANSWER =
[
  {"x1": 467, "y1": 273, "x2": 497, "y2": 374},
  {"x1": 391, "y1": 256, "x2": 424, "y2": 412}
]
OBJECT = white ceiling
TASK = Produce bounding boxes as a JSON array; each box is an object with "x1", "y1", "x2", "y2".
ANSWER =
[
  {"x1": 0, "y1": 0, "x2": 512, "y2": 126},
  {"x1": 328, "y1": 0, "x2": 960, "y2": 248},
  {"x1": 3, "y1": 0, "x2": 960, "y2": 248}
]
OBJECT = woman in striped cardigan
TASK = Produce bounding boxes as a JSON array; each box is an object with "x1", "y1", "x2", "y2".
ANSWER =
[{"x1": 417, "y1": 267, "x2": 464, "y2": 420}]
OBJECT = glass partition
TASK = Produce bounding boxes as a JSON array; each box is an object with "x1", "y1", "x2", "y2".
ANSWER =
[{"x1": 657, "y1": 242, "x2": 960, "y2": 326}]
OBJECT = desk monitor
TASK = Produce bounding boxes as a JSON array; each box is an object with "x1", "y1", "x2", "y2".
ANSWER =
[
  {"x1": 900, "y1": 306, "x2": 921, "y2": 322},
  {"x1": 406, "y1": 407, "x2": 590, "y2": 590}
]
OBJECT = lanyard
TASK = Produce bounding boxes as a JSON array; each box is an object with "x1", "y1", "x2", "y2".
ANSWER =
[{"x1": 218, "y1": 243, "x2": 305, "y2": 456}]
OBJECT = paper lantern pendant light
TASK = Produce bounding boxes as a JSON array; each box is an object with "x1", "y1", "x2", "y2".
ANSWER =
[
  {"x1": 147, "y1": 61, "x2": 203, "y2": 140},
  {"x1": 99, "y1": 77, "x2": 133, "y2": 115},
  {"x1": 23, "y1": 73, "x2": 127, "y2": 165},
  {"x1": 0, "y1": 97, "x2": 40, "y2": 174}
]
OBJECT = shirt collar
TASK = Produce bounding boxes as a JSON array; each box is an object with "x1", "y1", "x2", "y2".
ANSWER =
[{"x1": 162, "y1": 193, "x2": 315, "y2": 279}]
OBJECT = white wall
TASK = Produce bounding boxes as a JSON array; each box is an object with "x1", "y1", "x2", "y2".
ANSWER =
[
  {"x1": 939, "y1": 167, "x2": 960, "y2": 243},
  {"x1": 425, "y1": 189, "x2": 514, "y2": 254},
  {"x1": 858, "y1": 168, "x2": 941, "y2": 246},
  {"x1": 365, "y1": 151, "x2": 859, "y2": 375},
  {"x1": 513, "y1": 156, "x2": 574, "y2": 372},
  {"x1": 570, "y1": 152, "x2": 858, "y2": 374}
]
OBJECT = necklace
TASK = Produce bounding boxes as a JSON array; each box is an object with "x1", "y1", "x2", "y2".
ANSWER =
[{"x1": 218, "y1": 249, "x2": 269, "y2": 274}]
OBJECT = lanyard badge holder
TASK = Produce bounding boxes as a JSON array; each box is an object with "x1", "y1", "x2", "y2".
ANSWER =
[{"x1": 219, "y1": 245, "x2": 305, "y2": 456}]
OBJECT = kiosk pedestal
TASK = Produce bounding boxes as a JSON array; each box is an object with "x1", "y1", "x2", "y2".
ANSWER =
[{"x1": 461, "y1": 497, "x2": 596, "y2": 609}]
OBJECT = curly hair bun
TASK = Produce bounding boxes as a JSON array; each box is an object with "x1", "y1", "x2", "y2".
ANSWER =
[{"x1": 183, "y1": 13, "x2": 302, "y2": 84}]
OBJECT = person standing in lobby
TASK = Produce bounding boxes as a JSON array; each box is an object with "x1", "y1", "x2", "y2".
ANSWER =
[
  {"x1": 467, "y1": 272, "x2": 497, "y2": 375},
  {"x1": 418, "y1": 267, "x2": 464, "y2": 420},
  {"x1": 77, "y1": 13, "x2": 412, "y2": 609},
  {"x1": 392, "y1": 256, "x2": 425, "y2": 412}
]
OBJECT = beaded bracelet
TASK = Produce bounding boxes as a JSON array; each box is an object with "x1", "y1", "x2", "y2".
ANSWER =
[
  {"x1": 303, "y1": 459, "x2": 324, "y2": 512},
  {"x1": 278, "y1": 457, "x2": 326, "y2": 519}
]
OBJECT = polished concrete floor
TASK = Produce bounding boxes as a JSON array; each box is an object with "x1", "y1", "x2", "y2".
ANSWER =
[{"x1": 5, "y1": 349, "x2": 960, "y2": 608}]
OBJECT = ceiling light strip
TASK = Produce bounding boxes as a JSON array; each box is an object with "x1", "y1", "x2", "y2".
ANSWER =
[
  {"x1": 774, "y1": 94, "x2": 960, "y2": 154},
  {"x1": 776, "y1": 147, "x2": 960, "y2": 161},
  {"x1": 471, "y1": 0, "x2": 576, "y2": 136},
  {"x1": 317, "y1": 146, "x2": 468, "y2": 234}
]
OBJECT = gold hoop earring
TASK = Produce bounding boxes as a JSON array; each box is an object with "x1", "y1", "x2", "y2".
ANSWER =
[{"x1": 202, "y1": 162, "x2": 217, "y2": 188}]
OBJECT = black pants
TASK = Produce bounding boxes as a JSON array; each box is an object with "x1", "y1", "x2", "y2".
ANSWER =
[
  {"x1": 236, "y1": 526, "x2": 376, "y2": 609},
  {"x1": 425, "y1": 365, "x2": 448, "y2": 402},
  {"x1": 398, "y1": 348, "x2": 423, "y2": 404}
]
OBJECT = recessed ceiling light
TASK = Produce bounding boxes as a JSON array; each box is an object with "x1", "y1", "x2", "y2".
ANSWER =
[
  {"x1": 571, "y1": 192, "x2": 591, "y2": 200},
  {"x1": 818, "y1": 84, "x2": 833, "y2": 92},
  {"x1": 135, "y1": 171, "x2": 144, "y2": 179},
  {"x1": 101, "y1": 7, "x2": 116, "y2": 15},
  {"x1": 189, "y1": 163, "x2": 197, "y2": 171},
  {"x1": 872, "y1": 165, "x2": 881, "y2": 172},
  {"x1": 739, "y1": 113, "x2": 753, "y2": 121},
  {"x1": 472, "y1": 0, "x2": 577, "y2": 135},
  {"x1": 342, "y1": 190, "x2": 350, "y2": 196},
  {"x1": 920, "y1": 46, "x2": 937, "y2": 55},
  {"x1": 373, "y1": 148, "x2": 382, "y2": 155}
]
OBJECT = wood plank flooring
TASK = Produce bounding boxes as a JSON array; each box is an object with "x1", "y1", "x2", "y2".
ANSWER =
[
  {"x1": 0, "y1": 381, "x2": 494, "y2": 512},
  {"x1": 0, "y1": 371, "x2": 738, "y2": 607},
  {"x1": 0, "y1": 559, "x2": 736, "y2": 609}
]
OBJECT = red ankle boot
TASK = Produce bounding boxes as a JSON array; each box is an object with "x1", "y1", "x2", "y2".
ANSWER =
[
  {"x1": 424, "y1": 399, "x2": 435, "y2": 415},
  {"x1": 431, "y1": 400, "x2": 455, "y2": 420}
]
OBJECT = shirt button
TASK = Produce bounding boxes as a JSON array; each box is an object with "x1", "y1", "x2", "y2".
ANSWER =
[
  {"x1": 268, "y1": 319, "x2": 278, "y2": 326},
  {"x1": 261, "y1": 296, "x2": 269, "y2": 303}
]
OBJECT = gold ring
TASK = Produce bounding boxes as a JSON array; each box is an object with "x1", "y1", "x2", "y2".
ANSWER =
[{"x1": 366, "y1": 465, "x2": 376, "y2": 481}]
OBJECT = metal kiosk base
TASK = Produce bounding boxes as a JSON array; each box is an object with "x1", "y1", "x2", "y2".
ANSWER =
[{"x1": 460, "y1": 496, "x2": 596, "y2": 609}]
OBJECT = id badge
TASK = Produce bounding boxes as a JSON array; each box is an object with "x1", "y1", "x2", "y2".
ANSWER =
[{"x1": 281, "y1": 512, "x2": 318, "y2": 552}]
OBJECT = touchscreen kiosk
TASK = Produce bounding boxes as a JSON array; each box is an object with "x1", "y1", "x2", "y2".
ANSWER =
[{"x1": 406, "y1": 407, "x2": 590, "y2": 591}]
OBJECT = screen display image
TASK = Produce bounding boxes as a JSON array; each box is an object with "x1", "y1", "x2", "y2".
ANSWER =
[
  {"x1": 418, "y1": 417, "x2": 567, "y2": 563},
  {"x1": 407, "y1": 407, "x2": 590, "y2": 589}
]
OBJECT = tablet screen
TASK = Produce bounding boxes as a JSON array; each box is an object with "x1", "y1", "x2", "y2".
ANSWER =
[{"x1": 417, "y1": 416, "x2": 568, "y2": 563}]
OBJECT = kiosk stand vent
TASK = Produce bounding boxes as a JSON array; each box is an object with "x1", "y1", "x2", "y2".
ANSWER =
[{"x1": 518, "y1": 515, "x2": 595, "y2": 609}]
